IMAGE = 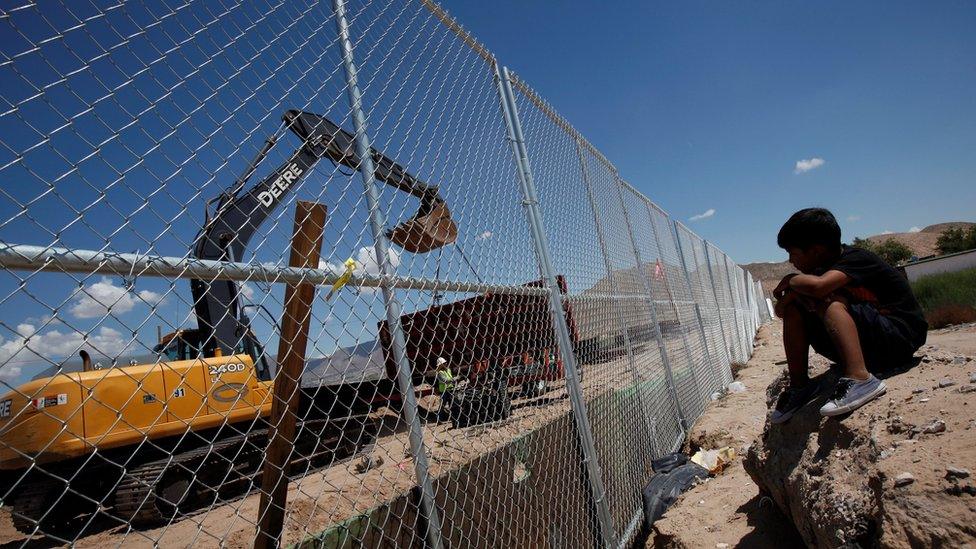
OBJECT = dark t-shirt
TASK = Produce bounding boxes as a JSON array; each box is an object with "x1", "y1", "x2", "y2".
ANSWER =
[{"x1": 827, "y1": 245, "x2": 928, "y2": 345}]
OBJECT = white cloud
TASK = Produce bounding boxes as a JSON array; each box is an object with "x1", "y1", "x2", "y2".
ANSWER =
[
  {"x1": 475, "y1": 230, "x2": 493, "y2": 241},
  {"x1": 240, "y1": 283, "x2": 256, "y2": 300},
  {"x1": 0, "y1": 325, "x2": 128, "y2": 380},
  {"x1": 69, "y1": 278, "x2": 166, "y2": 319},
  {"x1": 354, "y1": 246, "x2": 401, "y2": 275},
  {"x1": 320, "y1": 247, "x2": 400, "y2": 277},
  {"x1": 689, "y1": 208, "x2": 716, "y2": 222},
  {"x1": 317, "y1": 247, "x2": 403, "y2": 298},
  {"x1": 0, "y1": 363, "x2": 20, "y2": 382},
  {"x1": 847, "y1": 215, "x2": 861, "y2": 222},
  {"x1": 25, "y1": 314, "x2": 62, "y2": 326},
  {"x1": 880, "y1": 230, "x2": 894, "y2": 235},
  {"x1": 318, "y1": 259, "x2": 344, "y2": 274},
  {"x1": 908, "y1": 226, "x2": 921, "y2": 233},
  {"x1": 794, "y1": 157, "x2": 825, "y2": 174}
]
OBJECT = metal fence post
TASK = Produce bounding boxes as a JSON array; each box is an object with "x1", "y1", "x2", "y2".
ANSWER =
[
  {"x1": 332, "y1": 2, "x2": 444, "y2": 547},
  {"x1": 611, "y1": 181, "x2": 689, "y2": 436},
  {"x1": 703, "y1": 242, "x2": 734, "y2": 378},
  {"x1": 496, "y1": 64, "x2": 616, "y2": 548},
  {"x1": 755, "y1": 279, "x2": 763, "y2": 326},
  {"x1": 682, "y1": 234, "x2": 730, "y2": 372},
  {"x1": 745, "y1": 271, "x2": 759, "y2": 337},
  {"x1": 739, "y1": 269, "x2": 752, "y2": 346},
  {"x1": 672, "y1": 220, "x2": 719, "y2": 396},
  {"x1": 724, "y1": 254, "x2": 747, "y2": 362},
  {"x1": 728, "y1": 256, "x2": 749, "y2": 360},
  {"x1": 575, "y1": 141, "x2": 659, "y2": 457},
  {"x1": 644, "y1": 202, "x2": 704, "y2": 422}
]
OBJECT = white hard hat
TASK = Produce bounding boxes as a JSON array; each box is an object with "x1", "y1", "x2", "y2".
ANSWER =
[{"x1": 436, "y1": 357, "x2": 447, "y2": 366}]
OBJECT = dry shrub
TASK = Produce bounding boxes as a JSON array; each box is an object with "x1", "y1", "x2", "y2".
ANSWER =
[{"x1": 926, "y1": 303, "x2": 976, "y2": 329}]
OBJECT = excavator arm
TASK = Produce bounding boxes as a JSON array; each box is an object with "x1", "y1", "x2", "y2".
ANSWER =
[{"x1": 191, "y1": 110, "x2": 457, "y2": 357}]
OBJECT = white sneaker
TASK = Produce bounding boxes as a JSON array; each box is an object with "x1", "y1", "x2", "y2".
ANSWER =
[{"x1": 820, "y1": 375, "x2": 886, "y2": 417}]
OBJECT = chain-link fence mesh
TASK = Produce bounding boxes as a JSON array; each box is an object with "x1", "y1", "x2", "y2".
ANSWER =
[{"x1": 0, "y1": 1, "x2": 769, "y2": 547}]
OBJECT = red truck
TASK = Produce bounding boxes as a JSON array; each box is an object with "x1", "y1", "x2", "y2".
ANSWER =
[{"x1": 379, "y1": 276, "x2": 578, "y2": 426}]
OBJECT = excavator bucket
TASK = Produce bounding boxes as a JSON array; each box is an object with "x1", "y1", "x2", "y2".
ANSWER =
[{"x1": 388, "y1": 199, "x2": 458, "y2": 253}]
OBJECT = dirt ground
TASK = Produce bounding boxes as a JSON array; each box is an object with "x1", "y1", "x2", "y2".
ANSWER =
[
  {"x1": 650, "y1": 321, "x2": 976, "y2": 548},
  {"x1": 0, "y1": 352, "x2": 640, "y2": 548},
  {"x1": 649, "y1": 322, "x2": 802, "y2": 548},
  {"x1": 4, "y1": 321, "x2": 970, "y2": 548}
]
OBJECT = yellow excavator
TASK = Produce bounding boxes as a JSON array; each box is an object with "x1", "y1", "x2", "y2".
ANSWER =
[{"x1": 0, "y1": 110, "x2": 457, "y2": 533}]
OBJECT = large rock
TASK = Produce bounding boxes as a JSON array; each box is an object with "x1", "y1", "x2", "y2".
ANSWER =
[{"x1": 744, "y1": 363, "x2": 976, "y2": 548}]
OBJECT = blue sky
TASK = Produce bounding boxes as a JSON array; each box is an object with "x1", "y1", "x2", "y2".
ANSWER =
[
  {"x1": 0, "y1": 0, "x2": 972, "y2": 385},
  {"x1": 444, "y1": 0, "x2": 976, "y2": 263}
]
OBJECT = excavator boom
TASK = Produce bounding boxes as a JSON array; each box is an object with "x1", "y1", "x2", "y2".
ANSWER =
[
  {"x1": 0, "y1": 109, "x2": 456, "y2": 532},
  {"x1": 191, "y1": 110, "x2": 457, "y2": 357}
]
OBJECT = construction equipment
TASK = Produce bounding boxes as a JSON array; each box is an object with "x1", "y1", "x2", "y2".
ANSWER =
[
  {"x1": 0, "y1": 110, "x2": 456, "y2": 533},
  {"x1": 378, "y1": 276, "x2": 579, "y2": 427}
]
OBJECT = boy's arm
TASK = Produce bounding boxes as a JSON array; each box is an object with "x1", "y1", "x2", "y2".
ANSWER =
[
  {"x1": 773, "y1": 288, "x2": 797, "y2": 318},
  {"x1": 788, "y1": 270, "x2": 850, "y2": 299}
]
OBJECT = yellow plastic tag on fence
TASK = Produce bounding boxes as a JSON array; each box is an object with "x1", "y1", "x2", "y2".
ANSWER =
[{"x1": 326, "y1": 258, "x2": 357, "y2": 301}]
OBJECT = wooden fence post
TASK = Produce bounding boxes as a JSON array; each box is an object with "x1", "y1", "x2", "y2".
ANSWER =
[{"x1": 255, "y1": 201, "x2": 327, "y2": 548}]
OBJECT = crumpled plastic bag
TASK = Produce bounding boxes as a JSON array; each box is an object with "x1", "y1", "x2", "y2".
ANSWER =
[
  {"x1": 690, "y1": 446, "x2": 736, "y2": 474},
  {"x1": 727, "y1": 381, "x2": 747, "y2": 393}
]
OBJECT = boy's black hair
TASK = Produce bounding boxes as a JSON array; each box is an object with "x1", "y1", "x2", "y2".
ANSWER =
[{"x1": 777, "y1": 208, "x2": 841, "y2": 250}]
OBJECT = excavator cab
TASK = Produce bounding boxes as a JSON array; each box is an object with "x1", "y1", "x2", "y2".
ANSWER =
[{"x1": 153, "y1": 329, "x2": 273, "y2": 382}]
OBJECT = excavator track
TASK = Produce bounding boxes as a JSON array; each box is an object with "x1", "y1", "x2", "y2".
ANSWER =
[
  {"x1": 112, "y1": 415, "x2": 378, "y2": 526},
  {"x1": 114, "y1": 460, "x2": 169, "y2": 525},
  {"x1": 10, "y1": 478, "x2": 56, "y2": 534},
  {"x1": 9, "y1": 474, "x2": 94, "y2": 537},
  {"x1": 114, "y1": 425, "x2": 269, "y2": 524}
]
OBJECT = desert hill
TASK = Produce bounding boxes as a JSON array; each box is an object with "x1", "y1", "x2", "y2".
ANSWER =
[
  {"x1": 742, "y1": 221, "x2": 975, "y2": 294},
  {"x1": 864, "y1": 221, "x2": 975, "y2": 258}
]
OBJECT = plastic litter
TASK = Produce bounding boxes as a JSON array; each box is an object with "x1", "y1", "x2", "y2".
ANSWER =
[
  {"x1": 690, "y1": 446, "x2": 736, "y2": 474},
  {"x1": 642, "y1": 462, "x2": 709, "y2": 530},
  {"x1": 727, "y1": 381, "x2": 747, "y2": 393},
  {"x1": 651, "y1": 452, "x2": 688, "y2": 474}
]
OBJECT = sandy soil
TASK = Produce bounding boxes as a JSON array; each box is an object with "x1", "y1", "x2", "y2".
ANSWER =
[
  {"x1": 649, "y1": 321, "x2": 976, "y2": 548},
  {"x1": 648, "y1": 323, "x2": 802, "y2": 548},
  {"x1": 0, "y1": 353, "x2": 638, "y2": 548},
  {"x1": 5, "y1": 321, "x2": 970, "y2": 548}
]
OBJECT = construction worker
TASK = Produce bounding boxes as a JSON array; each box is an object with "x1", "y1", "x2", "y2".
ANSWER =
[{"x1": 434, "y1": 356, "x2": 455, "y2": 421}]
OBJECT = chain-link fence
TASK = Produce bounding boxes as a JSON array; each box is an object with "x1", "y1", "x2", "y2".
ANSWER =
[{"x1": 0, "y1": 1, "x2": 770, "y2": 547}]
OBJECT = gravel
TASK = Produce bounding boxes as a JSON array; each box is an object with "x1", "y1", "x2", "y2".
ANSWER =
[
  {"x1": 894, "y1": 472, "x2": 915, "y2": 487},
  {"x1": 946, "y1": 466, "x2": 971, "y2": 479}
]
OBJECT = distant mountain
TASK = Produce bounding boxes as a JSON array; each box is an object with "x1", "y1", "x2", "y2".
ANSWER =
[
  {"x1": 864, "y1": 222, "x2": 975, "y2": 259},
  {"x1": 741, "y1": 261, "x2": 796, "y2": 294},
  {"x1": 742, "y1": 221, "x2": 976, "y2": 294}
]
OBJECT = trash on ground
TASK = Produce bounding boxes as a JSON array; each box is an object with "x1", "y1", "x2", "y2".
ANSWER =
[
  {"x1": 642, "y1": 462, "x2": 709, "y2": 530},
  {"x1": 690, "y1": 446, "x2": 737, "y2": 474},
  {"x1": 652, "y1": 451, "x2": 689, "y2": 474},
  {"x1": 727, "y1": 381, "x2": 747, "y2": 393}
]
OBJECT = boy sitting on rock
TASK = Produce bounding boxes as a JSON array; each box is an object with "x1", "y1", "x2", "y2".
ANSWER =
[{"x1": 771, "y1": 208, "x2": 927, "y2": 423}]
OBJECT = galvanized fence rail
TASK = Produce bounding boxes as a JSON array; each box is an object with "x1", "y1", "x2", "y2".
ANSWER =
[{"x1": 0, "y1": 1, "x2": 770, "y2": 547}]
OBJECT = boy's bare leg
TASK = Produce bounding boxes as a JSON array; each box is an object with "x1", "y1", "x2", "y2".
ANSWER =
[
  {"x1": 771, "y1": 299, "x2": 821, "y2": 423},
  {"x1": 781, "y1": 302, "x2": 811, "y2": 387},
  {"x1": 819, "y1": 299, "x2": 870, "y2": 381}
]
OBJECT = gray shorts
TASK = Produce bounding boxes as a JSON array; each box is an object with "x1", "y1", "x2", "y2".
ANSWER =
[{"x1": 802, "y1": 302, "x2": 919, "y2": 373}]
